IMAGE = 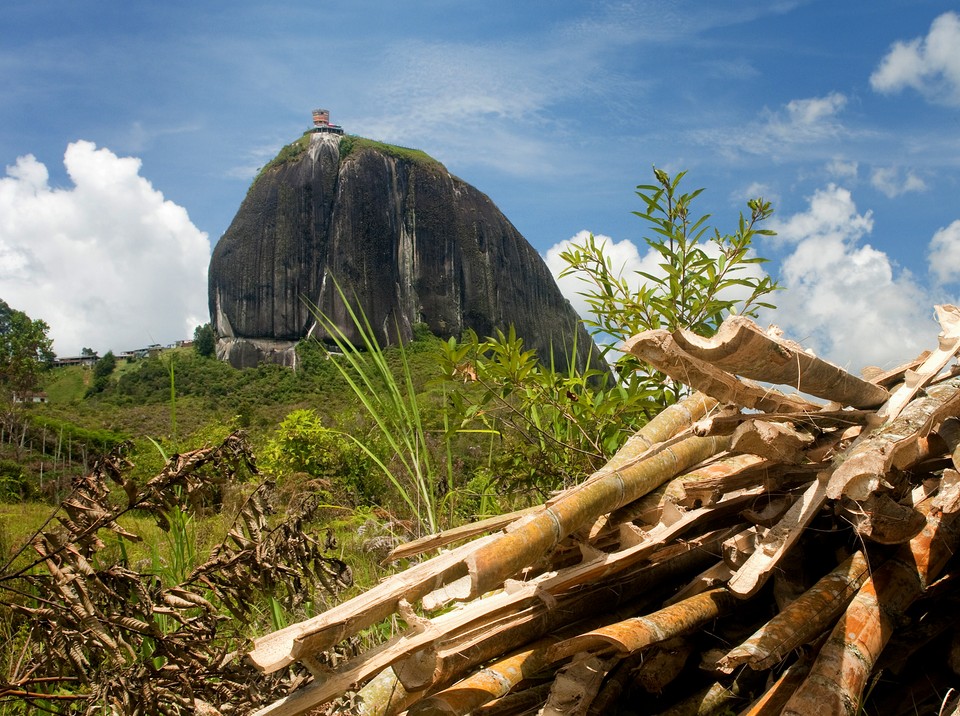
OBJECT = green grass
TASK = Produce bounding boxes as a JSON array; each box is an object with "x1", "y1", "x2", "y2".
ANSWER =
[
  {"x1": 254, "y1": 132, "x2": 313, "y2": 180},
  {"x1": 338, "y1": 135, "x2": 440, "y2": 168},
  {"x1": 0, "y1": 501, "x2": 64, "y2": 574},
  {"x1": 42, "y1": 365, "x2": 88, "y2": 403}
]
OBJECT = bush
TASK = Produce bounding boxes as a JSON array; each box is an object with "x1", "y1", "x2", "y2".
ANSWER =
[
  {"x1": 85, "y1": 351, "x2": 117, "y2": 396},
  {"x1": 260, "y1": 409, "x2": 380, "y2": 505},
  {"x1": 0, "y1": 459, "x2": 29, "y2": 501}
]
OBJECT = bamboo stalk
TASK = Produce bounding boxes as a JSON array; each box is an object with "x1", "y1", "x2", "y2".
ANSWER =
[
  {"x1": 385, "y1": 506, "x2": 543, "y2": 563},
  {"x1": 719, "y1": 551, "x2": 870, "y2": 672},
  {"x1": 656, "y1": 670, "x2": 762, "y2": 716},
  {"x1": 587, "y1": 651, "x2": 646, "y2": 714},
  {"x1": 455, "y1": 395, "x2": 727, "y2": 602},
  {"x1": 356, "y1": 667, "x2": 424, "y2": 716},
  {"x1": 736, "y1": 657, "x2": 811, "y2": 716},
  {"x1": 781, "y1": 485, "x2": 960, "y2": 716},
  {"x1": 625, "y1": 329, "x2": 823, "y2": 413},
  {"x1": 472, "y1": 683, "x2": 552, "y2": 716},
  {"x1": 403, "y1": 530, "x2": 728, "y2": 694},
  {"x1": 548, "y1": 588, "x2": 737, "y2": 662},
  {"x1": 729, "y1": 420, "x2": 814, "y2": 464},
  {"x1": 256, "y1": 525, "x2": 729, "y2": 716},
  {"x1": 247, "y1": 533, "x2": 499, "y2": 673},
  {"x1": 405, "y1": 634, "x2": 562, "y2": 716},
  {"x1": 827, "y1": 374, "x2": 960, "y2": 501},
  {"x1": 877, "y1": 304, "x2": 960, "y2": 421},
  {"x1": 540, "y1": 654, "x2": 615, "y2": 716},
  {"x1": 669, "y1": 315, "x2": 890, "y2": 408},
  {"x1": 726, "y1": 475, "x2": 829, "y2": 599},
  {"x1": 694, "y1": 410, "x2": 874, "y2": 437},
  {"x1": 607, "y1": 453, "x2": 768, "y2": 527}
]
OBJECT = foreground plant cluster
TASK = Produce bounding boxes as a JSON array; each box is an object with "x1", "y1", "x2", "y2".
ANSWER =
[
  {"x1": 249, "y1": 310, "x2": 960, "y2": 716},
  {"x1": 0, "y1": 434, "x2": 355, "y2": 714}
]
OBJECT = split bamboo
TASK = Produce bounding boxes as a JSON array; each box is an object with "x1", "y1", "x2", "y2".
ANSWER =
[
  {"x1": 457, "y1": 394, "x2": 727, "y2": 601},
  {"x1": 826, "y1": 374, "x2": 960, "y2": 501},
  {"x1": 719, "y1": 550, "x2": 870, "y2": 672},
  {"x1": 670, "y1": 315, "x2": 891, "y2": 408},
  {"x1": 405, "y1": 634, "x2": 562, "y2": 716},
  {"x1": 781, "y1": 488, "x2": 960, "y2": 716},
  {"x1": 547, "y1": 588, "x2": 737, "y2": 662},
  {"x1": 877, "y1": 304, "x2": 960, "y2": 421},
  {"x1": 625, "y1": 329, "x2": 823, "y2": 413},
  {"x1": 726, "y1": 475, "x2": 829, "y2": 599},
  {"x1": 247, "y1": 533, "x2": 499, "y2": 673}
]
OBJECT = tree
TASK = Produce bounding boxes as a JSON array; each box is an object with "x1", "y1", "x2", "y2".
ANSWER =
[
  {"x1": 560, "y1": 167, "x2": 778, "y2": 351},
  {"x1": 193, "y1": 323, "x2": 216, "y2": 358},
  {"x1": 439, "y1": 168, "x2": 781, "y2": 495},
  {"x1": 86, "y1": 351, "x2": 117, "y2": 396},
  {"x1": 0, "y1": 299, "x2": 55, "y2": 402},
  {"x1": 81, "y1": 347, "x2": 97, "y2": 358}
]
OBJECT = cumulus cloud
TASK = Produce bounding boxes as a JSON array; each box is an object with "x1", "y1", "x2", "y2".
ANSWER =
[
  {"x1": 767, "y1": 184, "x2": 937, "y2": 369},
  {"x1": 870, "y1": 11, "x2": 960, "y2": 105},
  {"x1": 544, "y1": 231, "x2": 659, "y2": 324},
  {"x1": 928, "y1": 220, "x2": 960, "y2": 284},
  {"x1": 0, "y1": 141, "x2": 211, "y2": 356},
  {"x1": 870, "y1": 166, "x2": 927, "y2": 198}
]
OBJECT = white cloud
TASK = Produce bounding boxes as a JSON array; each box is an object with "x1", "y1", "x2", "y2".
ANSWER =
[
  {"x1": 0, "y1": 141, "x2": 211, "y2": 356},
  {"x1": 870, "y1": 11, "x2": 960, "y2": 105},
  {"x1": 738, "y1": 182, "x2": 779, "y2": 207},
  {"x1": 544, "y1": 231, "x2": 660, "y2": 324},
  {"x1": 826, "y1": 158, "x2": 858, "y2": 181},
  {"x1": 545, "y1": 188, "x2": 945, "y2": 373},
  {"x1": 870, "y1": 166, "x2": 927, "y2": 198},
  {"x1": 767, "y1": 184, "x2": 938, "y2": 369},
  {"x1": 928, "y1": 220, "x2": 960, "y2": 284},
  {"x1": 697, "y1": 93, "x2": 850, "y2": 159},
  {"x1": 784, "y1": 93, "x2": 847, "y2": 128},
  {"x1": 757, "y1": 93, "x2": 848, "y2": 148}
]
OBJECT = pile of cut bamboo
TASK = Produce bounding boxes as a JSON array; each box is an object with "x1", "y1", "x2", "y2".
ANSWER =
[{"x1": 243, "y1": 307, "x2": 960, "y2": 716}]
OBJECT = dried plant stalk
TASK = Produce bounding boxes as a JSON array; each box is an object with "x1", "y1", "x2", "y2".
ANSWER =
[
  {"x1": 548, "y1": 588, "x2": 737, "y2": 662},
  {"x1": 727, "y1": 475, "x2": 829, "y2": 599},
  {"x1": 720, "y1": 551, "x2": 870, "y2": 672},
  {"x1": 670, "y1": 315, "x2": 890, "y2": 408},
  {"x1": 406, "y1": 635, "x2": 561, "y2": 716},
  {"x1": 456, "y1": 393, "x2": 725, "y2": 602},
  {"x1": 737, "y1": 657, "x2": 812, "y2": 716},
  {"x1": 782, "y1": 489, "x2": 960, "y2": 716},
  {"x1": 827, "y1": 374, "x2": 960, "y2": 501},
  {"x1": 540, "y1": 654, "x2": 615, "y2": 716},
  {"x1": 625, "y1": 329, "x2": 823, "y2": 413},
  {"x1": 248, "y1": 533, "x2": 498, "y2": 673}
]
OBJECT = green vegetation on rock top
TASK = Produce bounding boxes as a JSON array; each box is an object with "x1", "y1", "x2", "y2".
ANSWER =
[
  {"x1": 254, "y1": 131, "x2": 313, "y2": 181},
  {"x1": 253, "y1": 132, "x2": 441, "y2": 187},
  {"x1": 338, "y1": 135, "x2": 440, "y2": 168}
]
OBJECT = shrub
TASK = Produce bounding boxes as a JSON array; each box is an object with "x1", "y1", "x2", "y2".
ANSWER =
[
  {"x1": 439, "y1": 168, "x2": 780, "y2": 495},
  {"x1": 261, "y1": 409, "x2": 380, "y2": 504}
]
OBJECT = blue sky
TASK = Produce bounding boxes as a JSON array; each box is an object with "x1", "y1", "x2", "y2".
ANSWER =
[{"x1": 2, "y1": 1, "x2": 959, "y2": 371}]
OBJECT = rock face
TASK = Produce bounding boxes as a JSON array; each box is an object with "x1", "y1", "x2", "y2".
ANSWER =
[{"x1": 209, "y1": 133, "x2": 600, "y2": 371}]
